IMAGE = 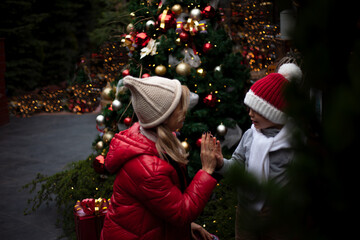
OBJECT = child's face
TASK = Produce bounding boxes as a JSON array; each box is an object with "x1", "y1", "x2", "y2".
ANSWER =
[{"x1": 248, "y1": 108, "x2": 282, "y2": 130}]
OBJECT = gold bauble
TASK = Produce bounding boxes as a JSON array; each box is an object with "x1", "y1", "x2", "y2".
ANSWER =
[
  {"x1": 155, "y1": 65, "x2": 167, "y2": 76},
  {"x1": 117, "y1": 86, "x2": 128, "y2": 96},
  {"x1": 95, "y1": 141, "x2": 104, "y2": 150},
  {"x1": 103, "y1": 131, "x2": 114, "y2": 143},
  {"x1": 196, "y1": 68, "x2": 206, "y2": 77},
  {"x1": 102, "y1": 83, "x2": 113, "y2": 101},
  {"x1": 181, "y1": 141, "x2": 190, "y2": 152},
  {"x1": 176, "y1": 62, "x2": 191, "y2": 76},
  {"x1": 171, "y1": 4, "x2": 182, "y2": 16},
  {"x1": 175, "y1": 38, "x2": 182, "y2": 46},
  {"x1": 126, "y1": 23, "x2": 135, "y2": 33}
]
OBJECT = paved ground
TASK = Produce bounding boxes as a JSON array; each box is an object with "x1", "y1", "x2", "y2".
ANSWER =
[{"x1": 0, "y1": 112, "x2": 99, "y2": 240}]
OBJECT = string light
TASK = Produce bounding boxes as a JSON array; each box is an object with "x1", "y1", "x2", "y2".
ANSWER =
[{"x1": 230, "y1": 0, "x2": 279, "y2": 72}]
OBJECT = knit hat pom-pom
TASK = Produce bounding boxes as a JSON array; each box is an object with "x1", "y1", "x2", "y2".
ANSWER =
[{"x1": 278, "y1": 63, "x2": 302, "y2": 82}]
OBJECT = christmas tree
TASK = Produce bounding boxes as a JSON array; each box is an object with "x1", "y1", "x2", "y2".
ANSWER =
[
  {"x1": 25, "y1": 0, "x2": 250, "y2": 239},
  {"x1": 94, "y1": 0, "x2": 250, "y2": 176}
]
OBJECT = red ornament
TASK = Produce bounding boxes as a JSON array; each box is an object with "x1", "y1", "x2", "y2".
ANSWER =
[
  {"x1": 203, "y1": 93, "x2": 217, "y2": 107},
  {"x1": 142, "y1": 73, "x2": 150, "y2": 78},
  {"x1": 196, "y1": 138, "x2": 202, "y2": 147},
  {"x1": 93, "y1": 155, "x2": 106, "y2": 174},
  {"x1": 201, "y1": 5, "x2": 216, "y2": 19},
  {"x1": 124, "y1": 117, "x2": 132, "y2": 126},
  {"x1": 122, "y1": 69, "x2": 130, "y2": 77},
  {"x1": 135, "y1": 32, "x2": 150, "y2": 48},
  {"x1": 157, "y1": 10, "x2": 176, "y2": 32},
  {"x1": 203, "y1": 43, "x2": 213, "y2": 54},
  {"x1": 179, "y1": 32, "x2": 190, "y2": 43}
]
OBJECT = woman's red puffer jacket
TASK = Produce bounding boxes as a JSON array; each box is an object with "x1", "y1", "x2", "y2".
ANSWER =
[{"x1": 100, "y1": 123, "x2": 217, "y2": 240}]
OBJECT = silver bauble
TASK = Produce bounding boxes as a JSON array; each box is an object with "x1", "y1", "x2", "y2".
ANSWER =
[
  {"x1": 145, "y1": 20, "x2": 155, "y2": 30},
  {"x1": 217, "y1": 123, "x2": 228, "y2": 136},
  {"x1": 112, "y1": 99, "x2": 122, "y2": 111},
  {"x1": 190, "y1": 8, "x2": 202, "y2": 21},
  {"x1": 214, "y1": 65, "x2": 222, "y2": 72},
  {"x1": 96, "y1": 115, "x2": 105, "y2": 126}
]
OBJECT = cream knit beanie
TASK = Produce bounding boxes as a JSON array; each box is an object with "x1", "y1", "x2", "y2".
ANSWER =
[{"x1": 123, "y1": 75, "x2": 182, "y2": 129}]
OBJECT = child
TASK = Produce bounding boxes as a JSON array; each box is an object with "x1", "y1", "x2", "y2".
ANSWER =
[{"x1": 215, "y1": 63, "x2": 302, "y2": 240}]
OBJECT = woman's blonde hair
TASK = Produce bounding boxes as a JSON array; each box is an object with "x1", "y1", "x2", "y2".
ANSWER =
[{"x1": 155, "y1": 85, "x2": 190, "y2": 165}]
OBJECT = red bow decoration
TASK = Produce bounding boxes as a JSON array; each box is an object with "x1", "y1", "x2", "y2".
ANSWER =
[{"x1": 74, "y1": 198, "x2": 109, "y2": 216}]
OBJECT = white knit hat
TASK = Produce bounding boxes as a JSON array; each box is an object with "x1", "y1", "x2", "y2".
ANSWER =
[{"x1": 123, "y1": 75, "x2": 182, "y2": 129}]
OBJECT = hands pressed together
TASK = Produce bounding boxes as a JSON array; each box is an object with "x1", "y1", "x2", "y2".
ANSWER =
[{"x1": 200, "y1": 132, "x2": 224, "y2": 175}]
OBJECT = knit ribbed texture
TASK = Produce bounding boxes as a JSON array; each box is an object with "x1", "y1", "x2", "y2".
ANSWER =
[
  {"x1": 123, "y1": 75, "x2": 182, "y2": 129},
  {"x1": 244, "y1": 73, "x2": 289, "y2": 124}
]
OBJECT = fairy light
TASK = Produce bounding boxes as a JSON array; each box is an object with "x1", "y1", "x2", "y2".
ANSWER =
[
  {"x1": 9, "y1": 55, "x2": 105, "y2": 117},
  {"x1": 231, "y1": 0, "x2": 279, "y2": 71}
]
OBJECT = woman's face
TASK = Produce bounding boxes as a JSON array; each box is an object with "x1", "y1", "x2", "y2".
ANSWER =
[{"x1": 165, "y1": 103, "x2": 186, "y2": 132}]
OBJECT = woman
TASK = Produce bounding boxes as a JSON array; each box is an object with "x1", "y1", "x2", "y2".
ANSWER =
[{"x1": 101, "y1": 75, "x2": 218, "y2": 240}]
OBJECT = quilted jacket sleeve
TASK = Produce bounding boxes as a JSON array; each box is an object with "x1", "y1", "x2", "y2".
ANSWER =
[{"x1": 128, "y1": 156, "x2": 217, "y2": 227}]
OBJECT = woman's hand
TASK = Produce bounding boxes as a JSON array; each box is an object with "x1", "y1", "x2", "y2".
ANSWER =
[
  {"x1": 200, "y1": 132, "x2": 217, "y2": 175},
  {"x1": 191, "y1": 222, "x2": 213, "y2": 240}
]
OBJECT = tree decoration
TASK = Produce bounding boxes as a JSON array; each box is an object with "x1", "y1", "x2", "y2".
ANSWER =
[
  {"x1": 175, "y1": 37, "x2": 182, "y2": 45},
  {"x1": 102, "y1": 131, "x2": 114, "y2": 143},
  {"x1": 122, "y1": 69, "x2": 130, "y2": 77},
  {"x1": 145, "y1": 20, "x2": 155, "y2": 30},
  {"x1": 135, "y1": 32, "x2": 150, "y2": 48},
  {"x1": 93, "y1": 155, "x2": 106, "y2": 174},
  {"x1": 126, "y1": 23, "x2": 135, "y2": 33},
  {"x1": 123, "y1": 117, "x2": 132, "y2": 126},
  {"x1": 201, "y1": 5, "x2": 216, "y2": 19},
  {"x1": 95, "y1": 141, "x2": 104, "y2": 151},
  {"x1": 142, "y1": 73, "x2": 151, "y2": 78},
  {"x1": 157, "y1": 8, "x2": 176, "y2": 32},
  {"x1": 203, "y1": 42, "x2": 213, "y2": 54},
  {"x1": 190, "y1": 8, "x2": 202, "y2": 21},
  {"x1": 196, "y1": 138, "x2": 202, "y2": 148},
  {"x1": 203, "y1": 93, "x2": 217, "y2": 107},
  {"x1": 181, "y1": 140, "x2": 190, "y2": 152},
  {"x1": 140, "y1": 39, "x2": 159, "y2": 59},
  {"x1": 155, "y1": 65, "x2": 167, "y2": 76},
  {"x1": 179, "y1": 32, "x2": 190, "y2": 43},
  {"x1": 171, "y1": 4, "x2": 182, "y2": 16},
  {"x1": 183, "y1": 18, "x2": 201, "y2": 36},
  {"x1": 216, "y1": 123, "x2": 227, "y2": 136},
  {"x1": 176, "y1": 62, "x2": 191, "y2": 76},
  {"x1": 101, "y1": 84, "x2": 113, "y2": 101},
  {"x1": 196, "y1": 68, "x2": 206, "y2": 77},
  {"x1": 96, "y1": 115, "x2": 105, "y2": 126},
  {"x1": 111, "y1": 99, "x2": 122, "y2": 111}
]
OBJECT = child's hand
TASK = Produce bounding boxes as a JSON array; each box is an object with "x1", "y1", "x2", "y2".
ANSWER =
[{"x1": 214, "y1": 139, "x2": 224, "y2": 170}]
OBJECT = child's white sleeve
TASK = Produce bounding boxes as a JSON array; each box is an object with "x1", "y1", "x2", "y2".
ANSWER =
[{"x1": 215, "y1": 128, "x2": 251, "y2": 176}]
